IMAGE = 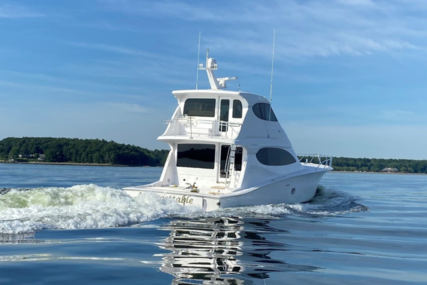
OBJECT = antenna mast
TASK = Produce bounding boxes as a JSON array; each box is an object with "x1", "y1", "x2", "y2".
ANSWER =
[
  {"x1": 196, "y1": 32, "x2": 201, "y2": 89},
  {"x1": 198, "y1": 47, "x2": 237, "y2": 89},
  {"x1": 269, "y1": 29, "x2": 276, "y2": 121}
]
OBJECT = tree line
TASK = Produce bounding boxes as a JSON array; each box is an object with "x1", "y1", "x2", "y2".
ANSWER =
[
  {"x1": 331, "y1": 157, "x2": 427, "y2": 173},
  {"x1": 1, "y1": 137, "x2": 426, "y2": 172},
  {"x1": 0, "y1": 137, "x2": 168, "y2": 166}
]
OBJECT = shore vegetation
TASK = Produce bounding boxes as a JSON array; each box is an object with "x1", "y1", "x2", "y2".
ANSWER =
[
  {"x1": 1, "y1": 137, "x2": 427, "y2": 172},
  {"x1": 0, "y1": 137, "x2": 168, "y2": 166},
  {"x1": 331, "y1": 157, "x2": 427, "y2": 173}
]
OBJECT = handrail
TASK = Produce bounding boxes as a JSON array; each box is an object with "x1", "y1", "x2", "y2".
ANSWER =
[
  {"x1": 297, "y1": 154, "x2": 333, "y2": 170},
  {"x1": 164, "y1": 118, "x2": 241, "y2": 139}
]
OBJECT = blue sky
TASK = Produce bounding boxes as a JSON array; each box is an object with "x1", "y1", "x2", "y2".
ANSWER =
[{"x1": 1, "y1": 0, "x2": 426, "y2": 159}]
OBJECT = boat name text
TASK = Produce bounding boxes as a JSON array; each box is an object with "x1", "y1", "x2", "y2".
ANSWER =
[{"x1": 161, "y1": 195, "x2": 193, "y2": 205}]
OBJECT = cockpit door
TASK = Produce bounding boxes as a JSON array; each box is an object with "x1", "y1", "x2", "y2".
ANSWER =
[
  {"x1": 219, "y1": 99, "x2": 230, "y2": 132},
  {"x1": 219, "y1": 144, "x2": 231, "y2": 181},
  {"x1": 217, "y1": 144, "x2": 243, "y2": 185}
]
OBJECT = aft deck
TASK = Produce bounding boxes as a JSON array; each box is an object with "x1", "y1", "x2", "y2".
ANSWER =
[{"x1": 123, "y1": 183, "x2": 234, "y2": 197}]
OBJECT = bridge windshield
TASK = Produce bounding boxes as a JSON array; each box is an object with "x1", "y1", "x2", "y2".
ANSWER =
[{"x1": 184, "y1": 99, "x2": 216, "y2": 117}]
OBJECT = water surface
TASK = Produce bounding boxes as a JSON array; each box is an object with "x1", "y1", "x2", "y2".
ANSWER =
[{"x1": 0, "y1": 163, "x2": 426, "y2": 284}]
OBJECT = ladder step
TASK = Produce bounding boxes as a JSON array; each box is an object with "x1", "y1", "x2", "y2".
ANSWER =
[{"x1": 224, "y1": 144, "x2": 237, "y2": 186}]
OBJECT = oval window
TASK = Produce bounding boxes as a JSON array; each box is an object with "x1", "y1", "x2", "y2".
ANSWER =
[
  {"x1": 252, "y1": 103, "x2": 278, "y2": 121},
  {"x1": 256, "y1": 148, "x2": 296, "y2": 166}
]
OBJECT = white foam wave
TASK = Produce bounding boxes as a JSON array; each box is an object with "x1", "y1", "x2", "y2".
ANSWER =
[
  {"x1": 200, "y1": 186, "x2": 367, "y2": 218},
  {"x1": 193, "y1": 186, "x2": 367, "y2": 218},
  {"x1": 284, "y1": 186, "x2": 369, "y2": 216},
  {"x1": 0, "y1": 184, "x2": 366, "y2": 234},
  {"x1": 0, "y1": 184, "x2": 203, "y2": 234}
]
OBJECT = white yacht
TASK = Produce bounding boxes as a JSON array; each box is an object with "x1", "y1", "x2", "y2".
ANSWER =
[{"x1": 123, "y1": 50, "x2": 332, "y2": 211}]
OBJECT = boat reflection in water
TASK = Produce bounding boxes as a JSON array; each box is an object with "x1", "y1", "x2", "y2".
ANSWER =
[{"x1": 158, "y1": 217, "x2": 319, "y2": 284}]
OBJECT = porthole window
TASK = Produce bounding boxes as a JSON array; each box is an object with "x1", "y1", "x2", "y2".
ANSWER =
[
  {"x1": 256, "y1": 148, "x2": 296, "y2": 166},
  {"x1": 232, "y1": 100, "x2": 243, "y2": 118},
  {"x1": 252, "y1": 103, "x2": 278, "y2": 121}
]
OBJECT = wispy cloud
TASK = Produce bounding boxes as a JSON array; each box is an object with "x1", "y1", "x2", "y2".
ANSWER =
[
  {"x1": 67, "y1": 42, "x2": 153, "y2": 57},
  {"x1": 0, "y1": 79, "x2": 150, "y2": 101},
  {"x1": 99, "y1": 0, "x2": 427, "y2": 59},
  {"x1": 0, "y1": 4, "x2": 44, "y2": 19},
  {"x1": 381, "y1": 109, "x2": 416, "y2": 121},
  {"x1": 98, "y1": 0, "x2": 231, "y2": 22},
  {"x1": 70, "y1": 21, "x2": 140, "y2": 32},
  {"x1": 0, "y1": 80, "x2": 98, "y2": 97},
  {"x1": 104, "y1": 102, "x2": 148, "y2": 113},
  {"x1": 59, "y1": 43, "x2": 196, "y2": 86},
  {"x1": 336, "y1": 0, "x2": 375, "y2": 7},
  {"x1": 0, "y1": 69, "x2": 155, "y2": 96}
]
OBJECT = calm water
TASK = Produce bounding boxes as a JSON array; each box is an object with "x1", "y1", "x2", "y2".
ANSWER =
[{"x1": 0, "y1": 163, "x2": 426, "y2": 284}]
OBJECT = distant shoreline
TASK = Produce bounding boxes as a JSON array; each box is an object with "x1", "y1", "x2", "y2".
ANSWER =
[
  {"x1": 0, "y1": 161, "x2": 425, "y2": 174},
  {"x1": 0, "y1": 137, "x2": 167, "y2": 167},
  {"x1": 0, "y1": 161, "x2": 155, "y2": 167},
  {"x1": 331, "y1": 170, "x2": 427, "y2": 175}
]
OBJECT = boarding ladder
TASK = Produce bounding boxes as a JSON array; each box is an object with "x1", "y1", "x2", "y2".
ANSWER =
[{"x1": 224, "y1": 144, "x2": 236, "y2": 187}]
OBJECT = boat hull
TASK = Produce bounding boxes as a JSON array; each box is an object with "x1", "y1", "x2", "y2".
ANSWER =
[
  {"x1": 123, "y1": 169, "x2": 327, "y2": 212},
  {"x1": 220, "y1": 170, "x2": 325, "y2": 209}
]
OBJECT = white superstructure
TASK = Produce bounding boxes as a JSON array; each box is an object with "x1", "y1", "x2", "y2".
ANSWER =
[{"x1": 123, "y1": 51, "x2": 332, "y2": 211}]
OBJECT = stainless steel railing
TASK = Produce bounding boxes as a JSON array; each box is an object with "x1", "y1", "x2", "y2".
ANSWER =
[
  {"x1": 164, "y1": 118, "x2": 241, "y2": 139},
  {"x1": 298, "y1": 154, "x2": 333, "y2": 170}
]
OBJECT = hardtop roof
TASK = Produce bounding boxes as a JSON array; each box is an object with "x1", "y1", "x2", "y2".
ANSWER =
[{"x1": 172, "y1": 89, "x2": 270, "y2": 104}]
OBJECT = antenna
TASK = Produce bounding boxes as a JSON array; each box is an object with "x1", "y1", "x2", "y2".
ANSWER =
[
  {"x1": 269, "y1": 29, "x2": 276, "y2": 121},
  {"x1": 198, "y1": 47, "x2": 236, "y2": 89},
  {"x1": 196, "y1": 32, "x2": 201, "y2": 89}
]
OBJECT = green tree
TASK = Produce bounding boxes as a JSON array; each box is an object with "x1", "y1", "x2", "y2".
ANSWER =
[
  {"x1": 9, "y1": 147, "x2": 20, "y2": 158},
  {"x1": 0, "y1": 137, "x2": 170, "y2": 166}
]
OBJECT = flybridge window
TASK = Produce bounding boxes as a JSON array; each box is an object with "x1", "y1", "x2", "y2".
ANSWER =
[
  {"x1": 252, "y1": 103, "x2": 278, "y2": 121},
  {"x1": 184, "y1": 99, "x2": 216, "y2": 117},
  {"x1": 233, "y1": 100, "x2": 243, "y2": 118},
  {"x1": 256, "y1": 148, "x2": 296, "y2": 166},
  {"x1": 177, "y1": 144, "x2": 215, "y2": 169}
]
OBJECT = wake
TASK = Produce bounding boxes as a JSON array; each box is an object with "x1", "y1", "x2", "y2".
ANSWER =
[{"x1": 0, "y1": 184, "x2": 367, "y2": 234}]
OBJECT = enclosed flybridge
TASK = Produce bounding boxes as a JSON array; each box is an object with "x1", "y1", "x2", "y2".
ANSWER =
[{"x1": 123, "y1": 51, "x2": 332, "y2": 211}]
